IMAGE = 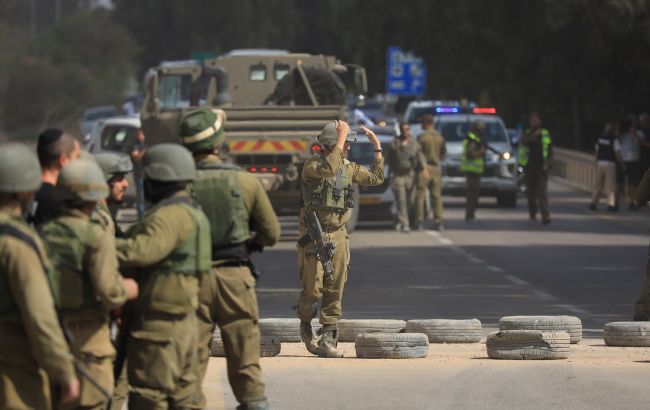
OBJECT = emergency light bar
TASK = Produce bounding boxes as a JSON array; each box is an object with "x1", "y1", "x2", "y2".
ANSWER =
[
  {"x1": 435, "y1": 107, "x2": 460, "y2": 113},
  {"x1": 472, "y1": 107, "x2": 496, "y2": 114}
]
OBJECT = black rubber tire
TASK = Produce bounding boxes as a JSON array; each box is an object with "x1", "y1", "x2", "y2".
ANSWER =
[
  {"x1": 260, "y1": 336, "x2": 282, "y2": 357},
  {"x1": 496, "y1": 192, "x2": 517, "y2": 208},
  {"x1": 603, "y1": 322, "x2": 650, "y2": 347},
  {"x1": 355, "y1": 333, "x2": 429, "y2": 359},
  {"x1": 405, "y1": 319, "x2": 482, "y2": 343},
  {"x1": 337, "y1": 319, "x2": 406, "y2": 342},
  {"x1": 487, "y1": 330, "x2": 570, "y2": 360},
  {"x1": 499, "y1": 315, "x2": 582, "y2": 344},
  {"x1": 259, "y1": 318, "x2": 301, "y2": 342}
]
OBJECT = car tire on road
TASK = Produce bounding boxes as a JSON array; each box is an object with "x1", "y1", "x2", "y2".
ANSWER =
[
  {"x1": 499, "y1": 315, "x2": 582, "y2": 344},
  {"x1": 337, "y1": 319, "x2": 406, "y2": 342},
  {"x1": 355, "y1": 333, "x2": 429, "y2": 359},
  {"x1": 259, "y1": 318, "x2": 301, "y2": 342},
  {"x1": 603, "y1": 322, "x2": 650, "y2": 347},
  {"x1": 404, "y1": 319, "x2": 482, "y2": 343},
  {"x1": 260, "y1": 336, "x2": 282, "y2": 357},
  {"x1": 486, "y1": 330, "x2": 570, "y2": 360}
]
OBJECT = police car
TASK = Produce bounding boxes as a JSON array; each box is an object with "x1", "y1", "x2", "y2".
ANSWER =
[{"x1": 404, "y1": 101, "x2": 518, "y2": 207}]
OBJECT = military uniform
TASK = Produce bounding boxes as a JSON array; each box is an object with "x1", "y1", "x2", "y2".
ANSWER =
[
  {"x1": 634, "y1": 169, "x2": 650, "y2": 320},
  {"x1": 519, "y1": 127, "x2": 553, "y2": 223},
  {"x1": 461, "y1": 130, "x2": 485, "y2": 221},
  {"x1": 180, "y1": 108, "x2": 280, "y2": 409},
  {"x1": 298, "y1": 141, "x2": 384, "y2": 355},
  {"x1": 116, "y1": 144, "x2": 211, "y2": 409},
  {"x1": 416, "y1": 128, "x2": 446, "y2": 227},
  {"x1": 385, "y1": 138, "x2": 424, "y2": 230},
  {"x1": 42, "y1": 159, "x2": 129, "y2": 409},
  {"x1": 0, "y1": 143, "x2": 77, "y2": 410}
]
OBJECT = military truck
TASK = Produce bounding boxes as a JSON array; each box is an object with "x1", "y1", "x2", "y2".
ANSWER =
[{"x1": 140, "y1": 49, "x2": 368, "y2": 232}]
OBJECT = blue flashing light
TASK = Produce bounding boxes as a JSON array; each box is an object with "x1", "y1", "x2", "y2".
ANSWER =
[{"x1": 435, "y1": 107, "x2": 459, "y2": 113}]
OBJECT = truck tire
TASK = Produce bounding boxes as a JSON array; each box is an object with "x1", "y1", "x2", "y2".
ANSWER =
[
  {"x1": 486, "y1": 330, "x2": 570, "y2": 360},
  {"x1": 604, "y1": 322, "x2": 650, "y2": 347},
  {"x1": 405, "y1": 319, "x2": 482, "y2": 343},
  {"x1": 355, "y1": 333, "x2": 429, "y2": 359},
  {"x1": 346, "y1": 184, "x2": 360, "y2": 233},
  {"x1": 496, "y1": 192, "x2": 517, "y2": 208},
  {"x1": 337, "y1": 319, "x2": 406, "y2": 342},
  {"x1": 259, "y1": 318, "x2": 301, "y2": 342},
  {"x1": 499, "y1": 315, "x2": 582, "y2": 344},
  {"x1": 210, "y1": 328, "x2": 225, "y2": 357},
  {"x1": 260, "y1": 336, "x2": 282, "y2": 357}
]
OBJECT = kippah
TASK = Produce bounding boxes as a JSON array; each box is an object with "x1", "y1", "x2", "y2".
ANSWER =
[{"x1": 38, "y1": 128, "x2": 63, "y2": 147}]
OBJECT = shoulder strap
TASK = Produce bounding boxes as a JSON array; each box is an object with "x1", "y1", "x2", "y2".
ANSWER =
[{"x1": 0, "y1": 224, "x2": 46, "y2": 268}]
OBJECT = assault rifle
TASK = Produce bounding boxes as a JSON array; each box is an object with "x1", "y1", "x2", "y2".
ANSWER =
[{"x1": 300, "y1": 210, "x2": 336, "y2": 284}]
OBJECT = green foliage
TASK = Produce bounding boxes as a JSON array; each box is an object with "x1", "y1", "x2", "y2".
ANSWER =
[{"x1": 0, "y1": 8, "x2": 138, "y2": 139}]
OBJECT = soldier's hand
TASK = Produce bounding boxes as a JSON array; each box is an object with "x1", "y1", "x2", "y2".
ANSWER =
[
  {"x1": 360, "y1": 125, "x2": 380, "y2": 148},
  {"x1": 123, "y1": 278, "x2": 139, "y2": 300},
  {"x1": 60, "y1": 377, "x2": 80, "y2": 405}
]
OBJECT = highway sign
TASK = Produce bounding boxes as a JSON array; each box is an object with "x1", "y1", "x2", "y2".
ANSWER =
[{"x1": 386, "y1": 46, "x2": 426, "y2": 96}]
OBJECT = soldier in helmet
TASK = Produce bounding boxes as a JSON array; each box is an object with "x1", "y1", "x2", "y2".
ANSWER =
[
  {"x1": 297, "y1": 120, "x2": 384, "y2": 358},
  {"x1": 41, "y1": 159, "x2": 139, "y2": 410},
  {"x1": 94, "y1": 152, "x2": 133, "y2": 236},
  {"x1": 115, "y1": 144, "x2": 212, "y2": 409},
  {"x1": 0, "y1": 143, "x2": 80, "y2": 409},
  {"x1": 180, "y1": 108, "x2": 280, "y2": 410}
]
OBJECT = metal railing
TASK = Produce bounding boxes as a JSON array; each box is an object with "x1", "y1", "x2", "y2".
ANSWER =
[{"x1": 550, "y1": 147, "x2": 595, "y2": 192}]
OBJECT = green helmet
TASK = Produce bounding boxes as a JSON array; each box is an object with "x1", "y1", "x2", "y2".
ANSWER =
[
  {"x1": 95, "y1": 152, "x2": 133, "y2": 181},
  {"x1": 57, "y1": 159, "x2": 109, "y2": 201},
  {"x1": 78, "y1": 149, "x2": 97, "y2": 162},
  {"x1": 0, "y1": 143, "x2": 42, "y2": 193},
  {"x1": 180, "y1": 108, "x2": 226, "y2": 153},
  {"x1": 317, "y1": 121, "x2": 356, "y2": 147},
  {"x1": 142, "y1": 143, "x2": 196, "y2": 182}
]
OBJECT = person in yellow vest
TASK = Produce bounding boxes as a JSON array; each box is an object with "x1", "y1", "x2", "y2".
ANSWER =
[
  {"x1": 519, "y1": 112, "x2": 553, "y2": 225},
  {"x1": 180, "y1": 109, "x2": 280, "y2": 410},
  {"x1": 461, "y1": 121, "x2": 487, "y2": 222},
  {"x1": 42, "y1": 159, "x2": 139, "y2": 410},
  {"x1": 0, "y1": 143, "x2": 80, "y2": 410}
]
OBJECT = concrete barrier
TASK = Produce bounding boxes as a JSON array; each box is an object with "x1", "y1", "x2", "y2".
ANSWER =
[{"x1": 550, "y1": 147, "x2": 595, "y2": 192}]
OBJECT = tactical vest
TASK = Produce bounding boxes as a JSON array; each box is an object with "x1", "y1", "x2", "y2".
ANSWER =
[
  {"x1": 0, "y1": 221, "x2": 50, "y2": 318},
  {"x1": 518, "y1": 128, "x2": 551, "y2": 167},
  {"x1": 42, "y1": 218, "x2": 101, "y2": 310},
  {"x1": 596, "y1": 134, "x2": 616, "y2": 162},
  {"x1": 302, "y1": 158, "x2": 354, "y2": 213},
  {"x1": 461, "y1": 132, "x2": 485, "y2": 174},
  {"x1": 132, "y1": 196, "x2": 212, "y2": 277},
  {"x1": 391, "y1": 140, "x2": 417, "y2": 175},
  {"x1": 192, "y1": 163, "x2": 250, "y2": 248}
]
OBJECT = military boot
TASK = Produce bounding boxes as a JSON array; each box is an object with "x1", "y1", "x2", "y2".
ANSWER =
[
  {"x1": 236, "y1": 397, "x2": 270, "y2": 410},
  {"x1": 317, "y1": 328, "x2": 344, "y2": 358},
  {"x1": 300, "y1": 320, "x2": 319, "y2": 355}
]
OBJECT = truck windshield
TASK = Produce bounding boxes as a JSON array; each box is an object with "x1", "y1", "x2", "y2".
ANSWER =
[
  {"x1": 436, "y1": 119, "x2": 508, "y2": 143},
  {"x1": 157, "y1": 74, "x2": 210, "y2": 109}
]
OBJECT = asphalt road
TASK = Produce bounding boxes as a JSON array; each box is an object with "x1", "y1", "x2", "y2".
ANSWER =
[{"x1": 202, "y1": 180, "x2": 650, "y2": 409}]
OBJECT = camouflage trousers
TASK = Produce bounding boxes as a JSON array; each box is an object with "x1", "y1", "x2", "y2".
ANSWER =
[
  {"x1": 416, "y1": 165, "x2": 443, "y2": 225},
  {"x1": 195, "y1": 266, "x2": 265, "y2": 406},
  {"x1": 297, "y1": 227, "x2": 350, "y2": 327},
  {"x1": 391, "y1": 174, "x2": 415, "y2": 227}
]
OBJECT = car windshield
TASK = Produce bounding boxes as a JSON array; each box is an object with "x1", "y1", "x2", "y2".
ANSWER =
[
  {"x1": 348, "y1": 137, "x2": 391, "y2": 165},
  {"x1": 436, "y1": 118, "x2": 508, "y2": 143},
  {"x1": 101, "y1": 125, "x2": 138, "y2": 153}
]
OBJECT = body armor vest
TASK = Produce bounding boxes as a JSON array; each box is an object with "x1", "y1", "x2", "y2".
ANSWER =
[
  {"x1": 302, "y1": 159, "x2": 354, "y2": 212},
  {"x1": 192, "y1": 163, "x2": 250, "y2": 249}
]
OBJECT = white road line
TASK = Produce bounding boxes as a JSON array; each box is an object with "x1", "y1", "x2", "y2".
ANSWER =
[
  {"x1": 532, "y1": 289, "x2": 556, "y2": 301},
  {"x1": 486, "y1": 265, "x2": 505, "y2": 273},
  {"x1": 503, "y1": 274, "x2": 531, "y2": 286},
  {"x1": 466, "y1": 254, "x2": 485, "y2": 264}
]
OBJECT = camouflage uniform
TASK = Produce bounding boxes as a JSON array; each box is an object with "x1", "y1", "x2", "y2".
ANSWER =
[
  {"x1": 385, "y1": 138, "x2": 425, "y2": 229},
  {"x1": 416, "y1": 128, "x2": 447, "y2": 227}
]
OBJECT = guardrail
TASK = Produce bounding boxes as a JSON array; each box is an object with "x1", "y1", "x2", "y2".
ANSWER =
[{"x1": 550, "y1": 147, "x2": 595, "y2": 192}]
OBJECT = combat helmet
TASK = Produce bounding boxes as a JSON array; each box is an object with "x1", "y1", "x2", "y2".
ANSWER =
[
  {"x1": 57, "y1": 159, "x2": 109, "y2": 201},
  {"x1": 95, "y1": 152, "x2": 133, "y2": 181},
  {"x1": 317, "y1": 121, "x2": 356, "y2": 147},
  {"x1": 142, "y1": 144, "x2": 196, "y2": 182},
  {"x1": 0, "y1": 143, "x2": 42, "y2": 193},
  {"x1": 180, "y1": 108, "x2": 227, "y2": 153}
]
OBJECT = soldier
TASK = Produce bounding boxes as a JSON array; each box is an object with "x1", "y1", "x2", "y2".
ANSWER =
[
  {"x1": 180, "y1": 109, "x2": 280, "y2": 410},
  {"x1": 42, "y1": 159, "x2": 139, "y2": 410},
  {"x1": 297, "y1": 120, "x2": 384, "y2": 358},
  {"x1": 116, "y1": 144, "x2": 212, "y2": 409},
  {"x1": 33, "y1": 128, "x2": 81, "y2": 226},
  {"x1": 519, "y1": 112, "x2": 553, "y2": 225},
  {"x1": 385, "y1": 122, "x2": 427, "y2": 232},
  {"x1": 94, "y1": 152, "x2": 133, "y2": 236},
  {"x1": 416, "y1": 115, "x2": 447, "y2": 231},
  {"x1": 462, "y1": 121, "x2": 487, "y2": 222},
  {"x1": 0, "y1": 143, "x2": 80, "y2": 409},
  {"x1": 633, "y1": 168, "x2": 650, "y2": 320}
]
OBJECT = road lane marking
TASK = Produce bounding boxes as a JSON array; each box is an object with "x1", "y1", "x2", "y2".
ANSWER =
[
  {"x1": 466, "y1": 254, "x2": 485, "y2": 264},
  {"x1": 503, "y1": 274, "x2": 530, "y2": 286},
  {"x1": 487, "y1": 265, "x2": 505, "y2": 273}
]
